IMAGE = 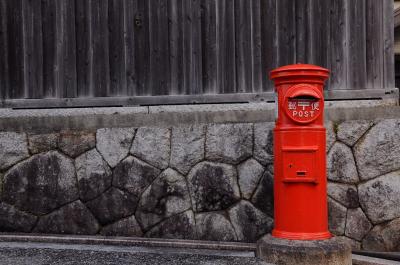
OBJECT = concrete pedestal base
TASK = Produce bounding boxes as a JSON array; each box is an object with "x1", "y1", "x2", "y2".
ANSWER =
[{"x1": 256, "y1": 235, "x2": 352, "y2": 265}]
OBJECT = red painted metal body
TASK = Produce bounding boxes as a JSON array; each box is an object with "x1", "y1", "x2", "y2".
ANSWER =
[{"x1": 270, "y1": 64, "x2": 331, "y2": 240}]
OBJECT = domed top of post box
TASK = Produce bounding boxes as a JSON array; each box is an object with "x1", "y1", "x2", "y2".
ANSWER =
[{"x1": 270, "y1": 64, "x2": 329, "y2": 85}]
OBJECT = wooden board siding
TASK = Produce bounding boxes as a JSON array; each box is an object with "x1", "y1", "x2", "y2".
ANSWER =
[
  {"x1": 0, "y1": 0, "x2": 395, "y2": 103},
  {"x1": 383, "y1": 0, "x2": 395, "y2": 89}
]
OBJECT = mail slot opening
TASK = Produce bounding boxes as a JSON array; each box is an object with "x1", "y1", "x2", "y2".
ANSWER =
[{"x1": 289, "y1": 95, "x2": 318, "y2": 100}]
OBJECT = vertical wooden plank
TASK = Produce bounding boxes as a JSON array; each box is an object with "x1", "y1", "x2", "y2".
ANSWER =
[
  {"x1": 216, "y1": 0, "x2": 236, "y2": 94},
  {"x1": 295, "y1": 0, "x2": 311, "y2": 64},
  {"x1": 148, "y1": 0, "x2": 158, "y2": 95},
  {"x1": 43, "y1": 0, "x2": 77, "y2": 98},
  {"x1": 0, "y1": 0, "x2": 10, "y2": 99},
  {"x1": 55, "y1": 0, "x2": 77, "y2": 98},
  {"x1": 20, "y1": 0, "x2": 28, "y2": 98},
  {"x1": 260, "y1": 0, "x2": 277, "y2": 92},
  {"x1": 109, "y1": 0, "x2": 127, "y2": 96},
  {"x1": 91, "y1": 0, "x2": 110, "y2": 97},
  {"x1": 182, "y1": 0, "x2": 203, "y2": 95},
  {"x1": 42, "y1": 0, "x2": 57, "y2": 97},
  {"x1": 296, "y1": 0, "x2": 330, "y2": 69},
  {"x1": 201, "y1": 0, "x2": 217, "y2": 94},
  {"x1": 310, "y1": 0, "x2": 330, "y2": 71},
  {"x1": 135, "y1": 0, "x2": 150, "y2": 95},
  {"x1": 182, "y1": 0, "x2": 191, "y2": 94},
  {"x1": 5, "y1": 0, "x2": 25, "y2": 99},
  {"x1": 329, "y1": 0, "x2": 347, "y2": 90},
  {"x1": 366, "y1": 0, "x2": 383, "y2": 89},
  {"x1": 346, "y1": 0, "x2": 366, "y2": 90},
  {"x1": 395, "y1": 54, "x2": 400, "y2": 89},
  {"x1": 383, "y1": 0, "x2": 395, "y2": 88},
  {"x1": 191, "y1": 0, "x2": 203, "y2": 95},
  {"x1": 169, "y1": 0, "x2": 184, "y2": 95},
  {"x1": 224, "y1": 0, "x2": 235, "y2": 94},
  {"x1": 235, "y1": 0, "x2": 262, "y2": 93},
  {"x1": 251, "y1": 0, "x2": 263, "y2": 93},
  {"x1": 23, "y1": 0, "x2": 43, "y2": 98},
  {"x1": 235, "y1": 0, "x2": 252, "y2": 93},
  {"x1": 276, "y1": 0, "x2": 296, "y2": 67},
  {"x1": 75, "y1": 0, "x2": 92, "y2": 97},
  {"x1": 124, "y1": 0, "x2": 137, "y2": 96},
  {"x1": 148, "y1": 0, "x2": 157, "y2": 95},
  {"x1": 148, "y1": 0, "x2": 171, "y2": 95}
]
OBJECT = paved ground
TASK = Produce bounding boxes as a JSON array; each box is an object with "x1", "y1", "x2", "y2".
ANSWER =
[
  {"x1": 1, "y1": 235, "x2": 398, "y2": 265},
  {"x1": 0, "y1": 242, "x2": 270, "y2": 265}
]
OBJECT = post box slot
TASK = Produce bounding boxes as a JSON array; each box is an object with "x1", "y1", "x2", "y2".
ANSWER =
[
  {"x1": 286, "y1": 87, "x2": 321, "y2": 100},
  {"x1": 281, "y1": 146, "x2": 318, "y2": 184},
  {"x1": 289, "y1": 95, "x2": 318, "y2": 100}
]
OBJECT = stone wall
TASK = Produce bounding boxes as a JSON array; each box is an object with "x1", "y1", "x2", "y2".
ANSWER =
[
  {"x1": 326, "y1": 119, "x2": 400, "y2": 252},
  {"x1": 0, "y1": 124, "x2": 275, "y2": 243},
  {"x1": 0, "y1": 109, "x2": 399, "y2": 251}
]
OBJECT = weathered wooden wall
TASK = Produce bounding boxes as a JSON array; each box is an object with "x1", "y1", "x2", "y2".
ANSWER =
[{"x1": 0, "y1": 0, "x2": 395, "y2": 103}]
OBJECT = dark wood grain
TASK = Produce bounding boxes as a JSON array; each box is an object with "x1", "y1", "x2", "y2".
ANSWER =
[
  {"x1": 329, "y1": 0, "x2": 347, "y2": 90},
  {"x1": 251, "y1": 0, "x2": 262, "y2": 93},
  {"x1": 22, "y1": 0, "x2": 43, "y2": 98},
  {"x1": 190, "y1": 0, "x2": 203, "y2": 95},
  {"x1": 366, "y1": 0, "x2": 383, "y2": 89},
  {"x1": 201, "y1": 0, "x2": 217, "y2": 94},
  {"x1": 75, "y1": 0, "x2": 92, "y2": 97},
  {"x1": 217, "y1": 0, "x2": 236, "y2": 93},
  {"x1": 55, "y1": 0, "x2": 77, "y2": 98},
  {"x1": 235, "y1": 0, "x2": 252, "y2": 93},
  {"x1": 0, "y1": 0, "x2": 395, "y2": 104},
  {"x1": 91, "y1": 0, "x2": 109, "y2": 97},
  {"x1": 0, "y1": 0, "x2": 9, "y2": 99},
  {"x1": 347, "y1": 0, "x2": 367, "y2": 90},
  {"x1": 6, "y1": 0, "x2": 25, "y2": 99},
  {"x1": 260, "y1": 0, "x2": 277, "y2": 92},
  {"x1": 295, "y1": 0, "x2": 311, "y2": 64},
  {"x1": 383, "y1": 0, "x2": 395, "y2": 88},
  {"x1": 276, "y1": 0, "x2": 296, "y2": 67},
  {"x1": 124, "y1": 0, "x2": 137, "y2": 96},
  {"x1": 169, "y1": 0, "x2": 182, "y2": 95},
  {"x1": 134, "y1": 0, "x2": 150, "y2": 96},
  {"x1": 311, "y1": 0, "x2": 330, "y2": 70},
  {"x1": 148, "y1": 0, "x2": 171, "y2": 95},
  {"x1": 182, "y1": 0, "x2": 203, "y2": 95},
  {"x1": 109, "y1": 0, "x2": 127, "y2": 96}
]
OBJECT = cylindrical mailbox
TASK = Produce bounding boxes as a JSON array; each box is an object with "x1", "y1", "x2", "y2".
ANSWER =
[{"x1": 270, "y1": 64, "x2": 331, "y2": 240}]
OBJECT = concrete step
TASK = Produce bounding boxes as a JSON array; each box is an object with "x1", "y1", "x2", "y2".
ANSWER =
[
  {"x1": 0, "y1": 234, "x2": 270, "y2": 265},
  {"x1": 352, "y1": 254, "x2": 400, "y2": 265},
  {"x1": 353, "y1": 251, "x2": 400, "y2": 263}
]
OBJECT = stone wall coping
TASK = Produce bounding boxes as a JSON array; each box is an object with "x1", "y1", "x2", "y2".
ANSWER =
[{"x1": 0, "y1": 100, "x2": 398, "y2": 133}]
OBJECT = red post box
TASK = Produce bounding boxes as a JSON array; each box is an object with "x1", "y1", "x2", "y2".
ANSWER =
[{"x1": 270, "y1": 64, "x2": 331, "y2": 240}]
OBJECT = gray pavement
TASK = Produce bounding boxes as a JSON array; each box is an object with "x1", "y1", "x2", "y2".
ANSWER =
[
  {"x1": 0, "y1": 238, "x2": 399, "y2": 265},
  {"x1": 0, "y1": 242, "x2": 270, "y2": 265}
]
